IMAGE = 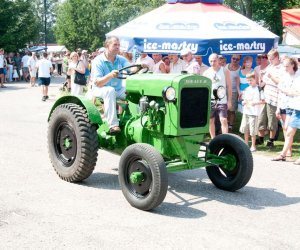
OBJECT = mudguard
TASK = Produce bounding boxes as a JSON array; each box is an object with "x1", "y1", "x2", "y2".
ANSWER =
[{"x1": 48, "y1": 95, "x2": 102, "y2": 125}]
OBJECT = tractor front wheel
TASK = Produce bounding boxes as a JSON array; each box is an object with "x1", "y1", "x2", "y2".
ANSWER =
[
  {"x1": 48, "y1": 103, "x2": 98, "y2": 182},
  {"x1": 206, "y1": 134, "x2": 253, "y2": 191},
  {"x1": 118, "y1": 143, "x2": 168, "y2": 211}
]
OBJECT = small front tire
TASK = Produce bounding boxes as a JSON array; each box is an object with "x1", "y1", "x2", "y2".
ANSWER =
[{"x1": 119, "y1": 143, "x2": 168, "y2": 211}]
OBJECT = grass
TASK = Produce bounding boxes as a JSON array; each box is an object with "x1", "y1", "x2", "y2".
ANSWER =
[{"x1": 232, "y1": 112, "x2": 300, "y2": 160}]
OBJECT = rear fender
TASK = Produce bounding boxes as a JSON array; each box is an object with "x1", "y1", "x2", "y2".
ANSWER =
[{"x1": 48, "y1": 96, "x2": 102, "y2": 125}]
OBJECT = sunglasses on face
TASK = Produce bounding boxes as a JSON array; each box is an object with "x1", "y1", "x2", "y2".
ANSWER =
[{"x1": 232, "y1": 57, "x2": 240, "y2": 61}]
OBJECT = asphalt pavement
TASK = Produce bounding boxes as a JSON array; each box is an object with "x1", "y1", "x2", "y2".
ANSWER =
[{"x1": 0, "y1": 77, "x2": 300, "y2": 249}]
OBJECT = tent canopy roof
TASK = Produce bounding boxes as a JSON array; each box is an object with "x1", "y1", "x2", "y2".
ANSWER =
[
  {"x1": 282, "y1": 9, "x2": 300, "y2": 26},
  {"x1": 107, "y1": 2, "x2": 278, "y2": 55}
]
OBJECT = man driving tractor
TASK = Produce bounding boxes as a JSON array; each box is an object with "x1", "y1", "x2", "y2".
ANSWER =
[{"x1": 91, "y1": 36, "x2": 131, "y2": 134}]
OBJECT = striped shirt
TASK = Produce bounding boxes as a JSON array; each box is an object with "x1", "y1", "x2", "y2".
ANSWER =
[{"x1": 262, "y1": 63, "x2": 283, "y2": 107}]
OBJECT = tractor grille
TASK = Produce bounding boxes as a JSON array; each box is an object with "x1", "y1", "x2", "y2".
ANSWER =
[{"x1": 180, "y1": 88, "x2": 209, "y2": 128}]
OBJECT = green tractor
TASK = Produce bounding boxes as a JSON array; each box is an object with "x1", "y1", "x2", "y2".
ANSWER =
[{"x1": 47, "y1": 65, "x2": 253, "y2": 211}]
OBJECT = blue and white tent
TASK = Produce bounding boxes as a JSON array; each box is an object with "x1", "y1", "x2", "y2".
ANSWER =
[
  {"x1": 107, "y1": 0, "x2": 279, "y2": 55},
  {"x1": 27, "y1": 46, "x2": 47, "y2": 52}
]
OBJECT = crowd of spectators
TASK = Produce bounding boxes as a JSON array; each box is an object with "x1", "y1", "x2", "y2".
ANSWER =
[{"x1": 1, "y1": 40, "x2": 300, "y2": 163}]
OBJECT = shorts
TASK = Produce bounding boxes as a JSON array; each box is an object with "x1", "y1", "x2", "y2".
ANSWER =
[
  {"x1": 0, "y1": 68, "x2": 4, "y2": 74},
  {"x1": 240, "y1": 114, "x2": 258, "y2": 136},
  {"x1": 228, "y1": 91, "x2": 238, "y2": 112},
  {"x1": 39, "y1": 77, "x2": 50, "y2": 86},
  {"x1": 258, "y1": 103, "x2": 278, "y2": 131},
  {"x1": 22, "y1": 67, "x2": 29, "y2": 74},
  {"x1": 280, "y1": 108, "x2": 286, "y2": 115},
  {"x1": 210, "y1": 103, "x2": 228, "y2": 119},
  {"x1": 30, "y1": 69, "x2": 37, "y2": 77},
  {"x1": 289, "y1": 110, "x2": 300, "y2": 129}
]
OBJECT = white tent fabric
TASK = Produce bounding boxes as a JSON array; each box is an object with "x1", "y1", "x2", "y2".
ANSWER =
[{"x1": 107, "y1": 2, "x2": 279, "y2": 55}]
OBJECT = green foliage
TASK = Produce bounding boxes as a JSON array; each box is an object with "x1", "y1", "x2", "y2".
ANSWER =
[
  {"x1": 33, "y1": 0, "x2": 60, "y2": 44},
  {"x1": 54, "y1": 0, "x2": 165, "y2": 52},
  {"x1": 55, "y1": 0, "x2": 100, "y2": 51},
  {"x1": 252, "y1": 0, "x2": 300, "y2": 38},
  {"x1": 225, "y1": 0, "x2": 300, "y2": 38},
  {"x1": 0, "y1": 0, "x2": 40, "y2": 52}
]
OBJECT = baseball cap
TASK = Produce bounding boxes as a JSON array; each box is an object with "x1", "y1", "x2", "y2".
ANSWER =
[
  {"x1": 82, "y1": 50, "x2": 88, "y2": 53},
  {"x1": 180, "y1": 48, "x2": 192, "y2": 56}
]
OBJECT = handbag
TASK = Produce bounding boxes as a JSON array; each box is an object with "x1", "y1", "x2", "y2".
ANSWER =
[{"x1": 74, "y1": 61, "x2": 86, "y2": 85}]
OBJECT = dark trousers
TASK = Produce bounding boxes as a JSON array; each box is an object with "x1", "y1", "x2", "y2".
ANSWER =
[{"x1": 57, "y1": 64, "x2": 62, "y2": 75}]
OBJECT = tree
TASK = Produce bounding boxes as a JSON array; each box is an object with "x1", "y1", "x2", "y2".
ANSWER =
[
  {"x1": 55, "y1": 0, "x2": 98, "y2": 51},
  {"x1": 33, "y1": 0, "x2": 60, "y2": 44},
  {"x1": 0, "y1": 0, "x2": 40, "y2": 52},
  {"x1": 252, "y1": 0, "x2": 300, "y2": 38},
  {"x1": 225, "y1": 0, "x2": 253, "y2": 18},
  {"x1": 225, "y1": 0, "x2": 300, "y2": 38},
  {"x1": 54, "y1": 0, "x2": 165, "y2": 51}
]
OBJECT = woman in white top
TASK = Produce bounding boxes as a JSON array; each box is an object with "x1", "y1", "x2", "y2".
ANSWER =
[
  {"x1": 273, "y1": 58, "x2": 300, "y2": 162},
  {"x1": 67, "y1": 52, "x2": 86, "y2": 96}
]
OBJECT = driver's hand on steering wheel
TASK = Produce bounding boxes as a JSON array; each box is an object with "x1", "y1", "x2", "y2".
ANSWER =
[{"x1": 110, "y1": 70, "x2": 119, "y2": 78}]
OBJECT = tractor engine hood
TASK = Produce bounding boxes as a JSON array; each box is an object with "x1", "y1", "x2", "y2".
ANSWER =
[{"x1": 125, "y1": 73, "x2": 211, "y2": 104}]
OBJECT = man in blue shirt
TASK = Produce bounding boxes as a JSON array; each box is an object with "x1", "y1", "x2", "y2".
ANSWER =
[{"x1": 91, "y1": 36, "x2": 131, "y2": 134}]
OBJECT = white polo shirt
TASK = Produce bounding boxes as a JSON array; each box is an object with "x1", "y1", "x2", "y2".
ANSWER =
[
  {"x1": 21, "y1": 55, "x2": 30, "y2": 67},
  {"x1": 0, "y1": 55, "x2": 4, "y2": 68},
  {"x1": 136, "y1": 55, "x2": 155, "y2": 72},
  {"x1": 170, "y1": 58, "x2": 185, "y2": 73},
  {"x1": 37, "y1": 58, "x2": 52, "y2": 78}
]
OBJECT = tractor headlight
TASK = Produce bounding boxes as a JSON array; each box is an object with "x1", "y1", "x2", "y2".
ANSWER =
[
  {"x1": 162, "y1": 86, "x2": 176, "y2": 102},
  {"x1": 213, "y1": 86, "x2": 226, "y2": 100}
]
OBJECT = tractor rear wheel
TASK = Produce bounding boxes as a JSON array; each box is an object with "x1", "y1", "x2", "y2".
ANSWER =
[
  {"x1": 48, "y1": 103, "x2": 98, "y2": 182},
  {"x1": 118, "y1": 143, "x2": 168, "y2": 211},
  {"x1": 206, "y1": 134, "x2": 253, "y2": 191}
]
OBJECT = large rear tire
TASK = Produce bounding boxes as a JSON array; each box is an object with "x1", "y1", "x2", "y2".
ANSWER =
[
  {"x1": 48, "y1": 103, "x2": 98, "y2": 182},
  {"x1": 119, "y1": 143, "x2": 168, "y2": 211},
  {"x1": 206, "y1": 134, "x2": 253, "y2": 191}
]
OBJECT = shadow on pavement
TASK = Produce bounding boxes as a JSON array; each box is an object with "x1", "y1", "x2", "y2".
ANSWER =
[
  {"x1": 76, "y1": 168, "x2": 300, "y2": 218},
  {"x1": 167, "y1": 170, "x2": 300, "y2": 210},
  {"x1": 153, "y1": 202, "x2": 207, "y2": 218},
  {"x1": 78, "y1": 172, "x2": 120, "y2": 190},
  {"x1": 0, "y1": 84, "x2": 27, "y2": 91}
]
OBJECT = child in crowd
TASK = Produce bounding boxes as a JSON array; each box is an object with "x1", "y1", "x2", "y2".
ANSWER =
[
  {"x1": 237, "y1": 56, "x2": 256, "y2": 113},
  {"x1": 239, "y1": 72, "x2": 265, "y2": 152},
  {"x1": 13, "y1": 66, "x2": 19, "y2": 81}
]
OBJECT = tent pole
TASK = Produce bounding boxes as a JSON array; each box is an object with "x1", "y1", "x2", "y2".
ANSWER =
[{"x1": 44, "y1": 0, "x2": 47, "y2": 52}]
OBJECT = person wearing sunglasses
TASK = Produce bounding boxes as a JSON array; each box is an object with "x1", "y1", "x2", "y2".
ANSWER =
[{"x1": 225, "y1": 54, "x2": 241, "y2": 132}]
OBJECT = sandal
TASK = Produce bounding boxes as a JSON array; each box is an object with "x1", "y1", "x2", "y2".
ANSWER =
[
  {"x1": 271, "y1": 155, "x2": 286, "y2": 161},
  {"x1": 109, "y1": 126, "x2": 121, "y2": 134}
]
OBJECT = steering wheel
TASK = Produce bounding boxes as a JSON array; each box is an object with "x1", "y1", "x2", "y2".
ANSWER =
[{"x1": 117, "y1": 64, "x2": 149, "y2": 79}]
